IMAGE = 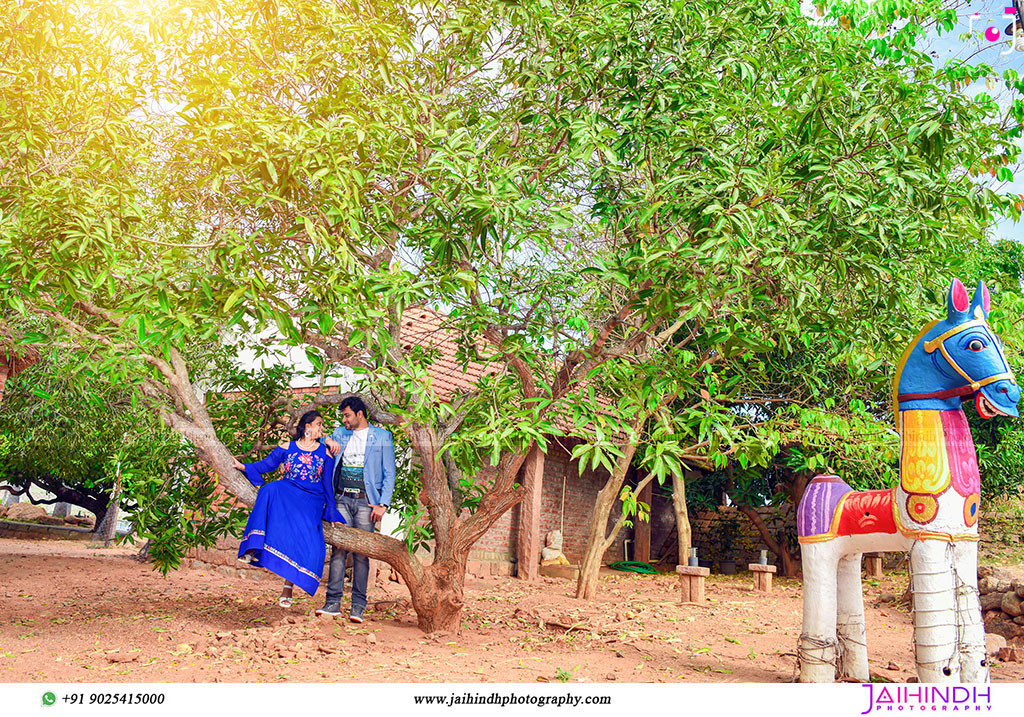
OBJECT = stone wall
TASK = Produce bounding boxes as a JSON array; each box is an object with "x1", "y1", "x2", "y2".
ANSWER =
[
  {"x1": 978, "y1": 508, "x2": 1024, "y2": 551},
  {"x1": 0, "y1": 519, "x2": 93, "y2": 541},
  {"x1": 979, "y1": 568, "x2": 1024, "y2": 646},
  {"x1": 688, "y1": 505, "x2": 798, "y2": 569},
  {"x1": 188, "y1": 535, "x2": 260, "y2": 569}
]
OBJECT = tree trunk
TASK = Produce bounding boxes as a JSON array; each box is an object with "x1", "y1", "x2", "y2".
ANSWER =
[
  {"x1": 320, "y1": 492, "x2": 478, "y2": 634},
  {"x1": 155, "y1": 355, "x2": 537, "y2": 634},
  {"x1": 91, "y1": 504, "x2": 107, "y2": 531},
  {"x1": 783, "y1": 468, "x2": 812, "y2": 511},
  {"x1": 576, "y1": 531, "x2": 608, "y2": 601},
  {"x1": 575, "y1": 469, "x2": 629, "y2": 600},
  {"x1": 410, "y1": 556, "x2": 467, "y2": 633},
  {"x1": 734, "y1": 502, "x2": 798, "y2": 577},
  {"x1": 671, "y1": 470, "x2": 693, "y2": 563},
  {"x1": 575, "y1": 432, "x2": 643, "y2": 600},
  {"x1": 97, "y1": 467, "x2": 123, "y2": 545},
  {"x1": 0, "y1": 474, "x2": 111, "y2": 526},
  {"x1": 0, "y1": 364, "x2": 8, "y2": 406},
  {"x1": 92, "y1": 505, "x2": 116, "y2": 542}
]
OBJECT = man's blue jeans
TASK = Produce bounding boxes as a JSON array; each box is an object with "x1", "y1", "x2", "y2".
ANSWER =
[{"x1": 325, "y1": 494, "x2": 374, "y2": 609}]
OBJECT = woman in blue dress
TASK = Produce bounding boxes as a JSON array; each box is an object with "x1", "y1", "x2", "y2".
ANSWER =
[{"x1": 232, "y1": 410, "x2": 345, "y2": 606}]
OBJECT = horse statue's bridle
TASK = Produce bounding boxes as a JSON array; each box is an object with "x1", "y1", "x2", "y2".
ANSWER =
[{"x1": 897, "y1": 317, "x2": 1016, "y2": 402}]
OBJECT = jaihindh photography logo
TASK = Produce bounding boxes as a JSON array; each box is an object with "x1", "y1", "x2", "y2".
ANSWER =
[{"x1": 860, "y1": 685, "x2": 993, "y2": 713}]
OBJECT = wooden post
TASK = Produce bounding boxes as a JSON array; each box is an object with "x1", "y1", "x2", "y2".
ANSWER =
[
  {"x1": 675, "y1": 565, "x2": 710, "y2": 604},
  {"x1": 516, "y1": 445, "x2": 545, "y2": 581},
  {"x1": 634, "y1": 476, "x2": 652, "y2": 563}
]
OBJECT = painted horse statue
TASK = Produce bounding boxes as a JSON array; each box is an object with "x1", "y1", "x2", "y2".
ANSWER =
[{"x1": 797, "y1": 279, "x2": 1019, "y2": 683}]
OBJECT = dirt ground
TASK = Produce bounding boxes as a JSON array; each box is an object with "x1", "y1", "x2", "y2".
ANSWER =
[{"x1": 2, "y1": 537, "x2": 1023, "y2": 684}]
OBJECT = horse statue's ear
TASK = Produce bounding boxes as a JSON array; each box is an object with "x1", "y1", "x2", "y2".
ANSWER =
[
  {"x1": 969, "y1": 280, "x2": 992, "y2": 320},
  {"x1": 947, "y1": 278, "x2": 970, "y2": 323}
]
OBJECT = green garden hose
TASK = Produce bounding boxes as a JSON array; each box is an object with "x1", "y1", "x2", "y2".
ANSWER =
[{"x1": 607, "y1": 560, "x2": 658, "y2": 574}]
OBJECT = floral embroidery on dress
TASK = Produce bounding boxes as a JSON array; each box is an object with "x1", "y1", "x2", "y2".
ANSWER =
[{"x1": 283, "y1": 448, "x2": 324, "y2": 483}]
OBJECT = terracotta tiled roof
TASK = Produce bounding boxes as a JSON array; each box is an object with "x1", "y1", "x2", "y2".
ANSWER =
[
  {"x1": 399, "y1": 308, "x2": 617, "y2": 436},
  {"x1": 398, "y1": 307, "x2": 503, "y2": 400}
]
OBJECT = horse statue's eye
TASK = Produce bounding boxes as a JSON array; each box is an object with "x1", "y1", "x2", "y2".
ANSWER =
[{"x1": 968, "y1": 339, "x2": 985, "y2": 352}]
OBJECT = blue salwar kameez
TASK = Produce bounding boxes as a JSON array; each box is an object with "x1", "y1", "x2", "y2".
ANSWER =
[{"x1": 238, "y1": 441, "x2": 345, "y2": 596}]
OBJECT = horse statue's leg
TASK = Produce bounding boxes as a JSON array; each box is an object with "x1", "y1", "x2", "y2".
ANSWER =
[
  {"x1": 953, "y1": 540, "x2": 988, "y2": 682},
  {"x1": 910, "y1": 540, "x2": 961, "y2": 682},
  {"x1": 836, "y1": 552, "x2": 869, "y2": 681},
  {"x1": 799, "y1": 541, "x2": 840, "y2": 682}
]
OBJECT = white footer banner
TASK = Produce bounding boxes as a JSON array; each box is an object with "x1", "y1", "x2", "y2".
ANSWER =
[{"x1": 0, "y1": 682, "x2": 1019, "y2": 716}]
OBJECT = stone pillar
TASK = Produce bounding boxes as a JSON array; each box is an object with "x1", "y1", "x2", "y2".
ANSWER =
[
  {"x1": 52, "y1": 502, "x2": 71, "y2": 518},
  {"x1": 634, "y1": 476, "x2": 652, "y2": 563},
  {"x1": 865, "y1": 553, "x2": 884, "y2": 578},
  {"x1": 749, "y1": 563, "x2": 777, "y2": 593},
  {"x1": 516, "y1": 445, "x2": 545, "y2": 581},
  {"x1": 676, "y1": 565, "x2": 710, "y2": 604}
]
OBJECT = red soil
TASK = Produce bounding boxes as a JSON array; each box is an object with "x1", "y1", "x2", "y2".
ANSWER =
[{"x1": 1, "y1": 538, "x2": 1022, "y2": 684}]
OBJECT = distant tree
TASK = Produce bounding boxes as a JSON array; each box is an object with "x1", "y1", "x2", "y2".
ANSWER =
[{"x1": 0, "y1": 350, "x2": 189, "y2": 533}]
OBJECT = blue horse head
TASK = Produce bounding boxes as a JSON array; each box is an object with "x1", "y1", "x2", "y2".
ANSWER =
[{"x1": 895, "y1": 279, "x2": 1020, "y2": 417}]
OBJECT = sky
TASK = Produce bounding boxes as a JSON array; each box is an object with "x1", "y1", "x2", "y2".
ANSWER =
[{"x1": 921, "y1": 1, "x2": 1024, "y2": 241}]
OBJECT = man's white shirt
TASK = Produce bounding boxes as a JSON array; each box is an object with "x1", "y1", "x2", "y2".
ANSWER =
[{"x1": 342, "y1": 427, "x2": 370, "y2": 467}]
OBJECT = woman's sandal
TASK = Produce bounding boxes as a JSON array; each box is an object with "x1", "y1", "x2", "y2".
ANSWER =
[
  {"x1": 237, "y1": 552, "x2": 254, "y2": 564},
  {"x1": 278, "y1": 586, "x2": 293, "y2": 608}
]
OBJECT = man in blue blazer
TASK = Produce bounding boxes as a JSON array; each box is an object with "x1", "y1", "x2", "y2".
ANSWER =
[{"x1": 316, "y1": 395, "x2": 396, "y2": 621}]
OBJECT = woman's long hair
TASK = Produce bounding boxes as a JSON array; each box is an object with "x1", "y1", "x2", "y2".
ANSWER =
[{"x1": 294, "y1": 410, "x2": 322, "y2": 441}]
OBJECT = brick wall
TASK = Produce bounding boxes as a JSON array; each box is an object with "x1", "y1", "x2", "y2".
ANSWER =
[
  {"x1": 466, "y1": 469, "x2": 517, "y2": 560},
  {"x1": 537, "y1": 441, "x2": 626, "y2": 564},
  {"x1": 468, "y1": 440, "x2": 625, "y2": 567}
]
